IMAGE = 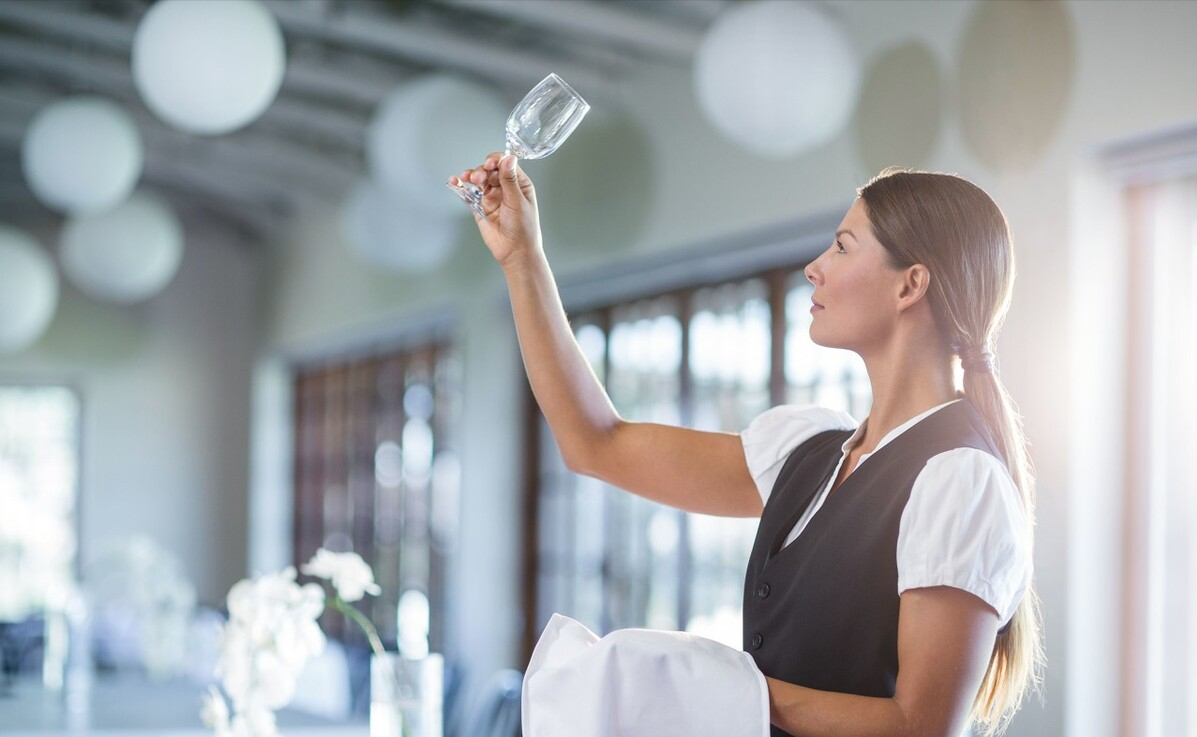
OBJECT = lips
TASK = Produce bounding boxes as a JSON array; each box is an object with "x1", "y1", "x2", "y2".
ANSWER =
[{"x1": 811, "y1": 298, "x2": 824, "y2": 312}]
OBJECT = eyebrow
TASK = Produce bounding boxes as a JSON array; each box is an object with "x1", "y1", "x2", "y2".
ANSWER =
[{"x1": 835, "y1": 229, "x2": 857, "y2": 242}]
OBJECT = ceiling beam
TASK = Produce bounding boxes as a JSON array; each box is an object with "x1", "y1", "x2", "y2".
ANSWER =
[
  {"x1": 0, "y1": 173, "x2": 283, "y2": 248},
  {"x1": 1, "y1": 84, "x2": 360, "y2": 184},
  {"x1": 283, "y1": 53, "x2": 405, "y2": 110},
  {"x1": 0, "y1": 33, "x2": 368, "y2": 156},
  {"x1": 442, "y1": 0, "x2": 703, "y2": 61},
  {"x1": 0, "y1": 0, "x2": 399, "y2": 112},
  {"x1": 0, "y1": 89, "x2": 355, "y2": 216},
  {"x1": 262, "y1": 0, "x2": 614, "y2": 96},
  {"x1": 258, "y1": 96, "x2": 366, "y2": 152},
  {"x1": 620, "y1": 0, "x2": 730, "y2": 23},
  {"x1": 0, "y1": 146, "x2": 283, "y2": 243},
  {"x1": 0, "y1": 32, "x2": 130, "y2": 95},
  {"x1": 0, "y1": 0, "x2": 131, "y2": 52}
]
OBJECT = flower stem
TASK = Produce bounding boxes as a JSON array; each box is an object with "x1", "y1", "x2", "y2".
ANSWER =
[
  {"x1": 328, "y1": 596, "x2": 389, "y2": 661},
  {"x1": 326, "y1": 597, "x2": 411, "y2": 737}
]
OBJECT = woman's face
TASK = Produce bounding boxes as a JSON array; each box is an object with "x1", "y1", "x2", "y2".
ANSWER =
[{"x1": 804, "y1": 199, "x2": 907, "y2": 354}]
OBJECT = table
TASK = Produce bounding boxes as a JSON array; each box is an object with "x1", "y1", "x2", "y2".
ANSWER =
[{"x1": 0, "y1": 677, "x2": 369, "y2": 737}]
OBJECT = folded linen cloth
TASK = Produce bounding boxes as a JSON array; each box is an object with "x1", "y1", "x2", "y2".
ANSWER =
[{"x1": 522, "y1": 613, "x2": 770, "y2": 737}]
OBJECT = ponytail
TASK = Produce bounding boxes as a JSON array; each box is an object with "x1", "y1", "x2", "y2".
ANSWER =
[
  {"x1": 962, "y1": 361, "x2": 1044, "y2": 735},
  {"x1": 858, "y1": 168, "x2": 1045, "y2": 734}
]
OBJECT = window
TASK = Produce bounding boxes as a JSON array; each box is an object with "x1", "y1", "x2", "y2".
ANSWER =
[
  {"x1": 1120, "y1": 178, "x2": 1197, "y2": 737},
  {"x1": 292, "y1": 342, "x2": 460, "y2": 655},
  {"x1": 1072, "y1": 137, "x2": 1197, "y2": 737},
  {"x1": 532, "y1": 264, "x2": 870, "y2": 648},
  {"x1": 0, "y1": 385, "x2": 81, "y2": 623}
]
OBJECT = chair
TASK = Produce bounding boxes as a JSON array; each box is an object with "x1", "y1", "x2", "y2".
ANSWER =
[{"x1": 460, "y1": 668, "x2": 522, "y2": 737}]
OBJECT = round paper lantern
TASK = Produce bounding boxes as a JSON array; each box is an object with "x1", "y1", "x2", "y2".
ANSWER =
[
  {"x1": 21, "y1": 96, "x2": 143, "y2": 214},
  {"x1": 367, "y1": 74, "x2": 507, "y2": 215},
  {"x1": 60, "y1": 192, "x2": 184, "y2": 303},
  {"x1": 694, "y1": 0, "x2": 861, "y2": 158},
  {"x1": 132, "y1": 0, "x2": 285, "y2": 135},
  {"x1": 342, "y1": 180, "x2": 461, "y2": 273},
  {"x1": 957, "y1": 0, "x2": 1074, "y2": 172},
  {"x1": 0, "y1": 226, "x2": 59, "y2": 353}
]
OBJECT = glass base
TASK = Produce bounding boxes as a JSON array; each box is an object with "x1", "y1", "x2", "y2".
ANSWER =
[
  {"x1": 446, "y1": 181, "x2": 486, "y2": 219},
  {"x1": 370, "y1": 652, "x2": 443, "y2": 737}
]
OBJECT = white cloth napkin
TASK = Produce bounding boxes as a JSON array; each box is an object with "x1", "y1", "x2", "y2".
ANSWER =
[{"x1": 522, "y1": 613, "x2": 770, "y2": 737}]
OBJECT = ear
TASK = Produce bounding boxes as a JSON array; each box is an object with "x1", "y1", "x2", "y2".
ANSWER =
[{"x1": 896, "y1": 264, "x2": 931, "y2": 312}]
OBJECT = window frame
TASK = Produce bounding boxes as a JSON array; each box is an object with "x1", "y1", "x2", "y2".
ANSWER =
[{"x1": 283, "y1": 321, "x2": 461, "y2": 654}]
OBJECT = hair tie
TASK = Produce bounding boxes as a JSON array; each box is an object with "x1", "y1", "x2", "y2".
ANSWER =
[{"x1": 959, "y1": 345, "x2": 996, "y2": 374}]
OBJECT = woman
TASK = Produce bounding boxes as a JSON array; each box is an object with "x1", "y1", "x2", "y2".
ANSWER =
[{"x1": 449, "y1": 154, "x2": 1042, "y2": 737}]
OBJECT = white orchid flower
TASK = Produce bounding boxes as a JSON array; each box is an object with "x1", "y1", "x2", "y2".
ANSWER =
[
  {"x1": 205, "y1": 554, "x2": 400, "y2": 737},
  {"x1": 206, "y1": 565, "x2": 329, "y2": 736},
  {"x1": 230, "y1": 707, "x2": 279, "y2": 737},
  {"x1": 200, "y1": 687, "x2": 230, "y2": 736},
  {"x1": 302, "y1": 548, "x2": 381, "y2": 603},
  {"x1": 251, "y1": 649, "x2": 299, "y2": 710}
]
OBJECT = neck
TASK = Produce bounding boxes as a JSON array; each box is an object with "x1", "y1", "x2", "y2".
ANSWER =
[{"x1": 857, "y1": 339, "x2": 956, "y2": 453}]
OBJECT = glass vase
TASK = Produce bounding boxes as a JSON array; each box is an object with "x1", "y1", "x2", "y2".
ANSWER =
[{"x1": 370, "y1": 652, "x2": 443, "y2": 737}]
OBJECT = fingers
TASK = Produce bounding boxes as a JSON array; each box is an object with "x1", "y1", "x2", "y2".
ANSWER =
[{"x1": 449, "y1": 152, "x2": 506, "y2": 186}]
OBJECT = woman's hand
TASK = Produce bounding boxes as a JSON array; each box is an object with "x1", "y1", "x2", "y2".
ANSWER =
[{"x1": 449, "y1": 152, "x2": 542, "y2": 268}]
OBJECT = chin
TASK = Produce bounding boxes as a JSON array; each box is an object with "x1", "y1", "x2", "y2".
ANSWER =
[
  {"x1": 807, "y1": 325, "x2": 836, "y2": 349},
  {"x1": 807, "y1": 329, "x2": 856, "y2": 354}
]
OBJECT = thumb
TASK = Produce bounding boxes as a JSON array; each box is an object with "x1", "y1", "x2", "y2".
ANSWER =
[{"x1": 498, "y1": 154, "x2": 525, "y2": 207}]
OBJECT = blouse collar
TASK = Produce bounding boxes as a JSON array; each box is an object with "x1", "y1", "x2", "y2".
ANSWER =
[{"x1": 842, "y1": 398, "x2": 963, "y2": 459}]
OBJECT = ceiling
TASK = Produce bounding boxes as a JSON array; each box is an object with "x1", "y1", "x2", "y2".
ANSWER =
[{"x1": 0, "y1": 0, "x2": 728, "y2": 243}]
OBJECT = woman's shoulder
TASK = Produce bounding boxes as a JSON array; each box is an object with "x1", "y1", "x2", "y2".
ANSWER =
[
  {"x1": 743, "y1": 403, "x2": 858, "y2": 440},
  {"x1": 920, "y1": 446, "x2": 1016, "y2": 492},
  {"x1": 909, "y1": 447, "x2": 1022, "y2": 520},
  {"x1": 899, "y1": 447, "x2": 1030, "y2": 624},
  {"x1": 740, "y1": 404, "x2": 858, "y2": 504}
]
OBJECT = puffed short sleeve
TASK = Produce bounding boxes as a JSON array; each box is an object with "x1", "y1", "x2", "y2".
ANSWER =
[
  {"x1": 896, "y1": 448, "x2": 1032, "y2": 625},
  {"x1": 740, "y1": 405, "x2": 857, "y2": 505}
]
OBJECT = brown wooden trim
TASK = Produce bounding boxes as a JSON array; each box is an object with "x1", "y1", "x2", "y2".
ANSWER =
[
  {"x1": 768, "y1": 268, "x2": 789, "y2": 407},
  {"x1": 519, "y1": 371, "x2": 542, "y2": 666},
  {"x1": 1119, "y1": 183, "x2": 1153, "y2": 737},
  {"x1": 676, "y1": 291, "x2": 693, "y2": 628}
]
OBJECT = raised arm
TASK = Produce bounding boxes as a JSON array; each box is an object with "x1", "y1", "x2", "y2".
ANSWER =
[{"x1": 452, "y1": 153, "x2": 761, "y2": 518}]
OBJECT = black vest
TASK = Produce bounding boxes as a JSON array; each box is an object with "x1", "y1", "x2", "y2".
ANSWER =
[{"x1": 742, "y1": 400, "x2": 999, "y2": 737}]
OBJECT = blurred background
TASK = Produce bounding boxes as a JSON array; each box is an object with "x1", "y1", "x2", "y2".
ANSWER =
[{"x1": 0, "y1": 1, "x2": 1193, "y2": 736}]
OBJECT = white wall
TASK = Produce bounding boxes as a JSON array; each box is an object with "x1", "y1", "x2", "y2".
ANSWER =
[{"x1": 0, "y1": 220, "x2": 262, "y2": 605}]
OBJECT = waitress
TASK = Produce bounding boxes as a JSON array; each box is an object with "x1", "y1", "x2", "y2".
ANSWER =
[{"x1": 450, "y1": 154, "x2": 1041, "y2": 737}]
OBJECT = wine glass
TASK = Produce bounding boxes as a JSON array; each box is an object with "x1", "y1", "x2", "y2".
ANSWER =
[{"x1": 447, "y1": 73, "x2": 590, "y2": 217}]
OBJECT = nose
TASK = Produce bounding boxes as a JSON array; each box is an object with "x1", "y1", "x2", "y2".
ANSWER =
[{"x1": 804, "y1": 258, "x2": 821, "y2": 286}]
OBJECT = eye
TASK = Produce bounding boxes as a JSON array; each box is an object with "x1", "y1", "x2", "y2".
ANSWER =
[{"x1": 835, "y1": 239, "x2": 846, "y2": 254}]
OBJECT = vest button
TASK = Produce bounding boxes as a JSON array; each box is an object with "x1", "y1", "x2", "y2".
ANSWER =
[
  {"x1": 751, "y1": 633, "x2": 763, "y2": 650},
  {"x1": 757, "y1": 583, "x2": 770, "y2": 599}
]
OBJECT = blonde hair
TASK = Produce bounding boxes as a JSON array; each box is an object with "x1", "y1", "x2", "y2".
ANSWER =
[{"x1": 858, "y1": 168, "x2": 1044, "y2": 735}]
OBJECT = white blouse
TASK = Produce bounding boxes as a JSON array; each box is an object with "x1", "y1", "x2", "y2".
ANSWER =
[{"x1": 740, "y1": 400, "x2": 1031, "y2": 625}]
